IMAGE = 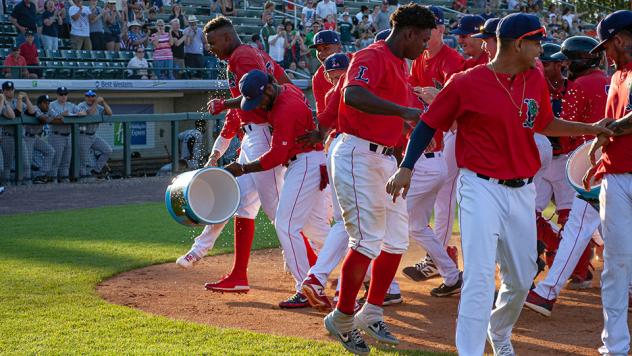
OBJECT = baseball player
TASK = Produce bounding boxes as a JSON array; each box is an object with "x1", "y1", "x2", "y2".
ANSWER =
[
  {"x1": 25, "y1": 95, "x2": 57, "y2": 184},
  {"x1": 452, "y1": 15, "x2": 488, "y2": 70},
  {"x1": 387, "y1": 13, "x2": 611, "y2": 355},
  {"x1": 175, "y1": 16, "x2": 290, "y2": 295},
  {"x1": 49, "y1": 87, "x2": 87, "y2": 183},
  {"x1": 474, "y1": 17, "x2": 500, "y2": 60},
  {"x1": 323, "y1": 5, "x2": 436, "y2": 354},
  {"x1": 308, "y1": 30, "x2": 341, "y2": 115},
  {"x1": 223, "y1": 69, "x2": 330, "y2": 308},
  {"x1": 77, "y1": 90, "x2": 113, "y2": 179},
  {"x1": 401, "y1": 5, "x2": 464, "y2": 282},
  {"x1": 0, "y1": 81, "x2": 32, "y2": 184},
  {"x1": 178, "y1": 120, "x2": 206, "y2": 170},
  {"x1": 0, "y1": 90, "x2": 12, "y2": 191},
  {"x1": 579, "y1": 11, "x2": 632, "y2": 354}
]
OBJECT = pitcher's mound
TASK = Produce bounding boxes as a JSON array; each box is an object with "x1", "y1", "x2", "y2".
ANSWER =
[{"x1": 98, "y1": 242, "x2": 612, "y2": 355}]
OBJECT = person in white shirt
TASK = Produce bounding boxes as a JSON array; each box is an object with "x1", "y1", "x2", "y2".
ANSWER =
[
  {"x1": 315, "y1": 0, "x2": 336, "y2": 21},
  {"x1": 127, "y1": 47, "x2": 150, "y2": 79},
  {"x1": 301, "y1": 0, "x2": 316, "y2": 28},
  {"x1": 267, "y1": 24, "x2": 287, "y2": 64},
  {"x1": 355, "y1": 5, "x2": 371, "y2": 25},
  {"x1": 69, "y1": 0, "x2": 92, "y2": 49}
]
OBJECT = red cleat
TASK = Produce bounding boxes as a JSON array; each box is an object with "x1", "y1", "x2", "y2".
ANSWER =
[
  {"x1": 301, "y1": 274, "x2": 333, "y2": 312},
  {"x1": 204, "y1": 274, "x2": 250, "y2": 294}
]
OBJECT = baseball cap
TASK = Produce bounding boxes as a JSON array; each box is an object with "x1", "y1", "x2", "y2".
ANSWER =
[
  {"x1": 540, "y1": 43, "x2": 565, "y2": 61},
  {"x1": 591, "y1": 10, "x2": 632, "y2": 53},
  {"x1": 428, "y1": 6, "x2": 444, "y2": 26},
  {"x1": 37, "y1": 94, "x2": 53, "y2": 104},
  {"x1": 342, "y1": 12, "x2": 349, "y2": 16},
  {"x1": 496, "y1": 13, "x2": 546, "y2": 41},
  {"x1": 324, "y1": 53, "x2": 349, "y2": 71},
  {"x1": 309, "y1": 30, "x2": 340, "y2": 48},
  {"x1": 187, "y1": 15, "x2": 198, "y2": 22},
  {"x1": 85, "y1": 90, "x2": 97, "y2": 97},
  {"x1": 239, "y1": 69, "x2": 268, "y2": 111},
  {"x1": 25, "y1": 30, "x2": 34, "y2": 36},
  {"x1": 472, "y1": 18, "x2": 500, "y2": 39},
  {"x1": 2, "y1": 81, "x2": 14, "y2": 91},
  {"x1": 57, "y1": 86, "x2": 69, "y2": 95},
  {"x1": 374, "y1": 29, "x2": 390, "y2": 42},
  {"x1": 450, "y1": 15, "x2": 485, "y2": 35}
]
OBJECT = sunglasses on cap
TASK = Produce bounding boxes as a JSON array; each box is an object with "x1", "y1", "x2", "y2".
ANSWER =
[{"x1": 517, "y1": 26, "x2": 546, "y2": 40}]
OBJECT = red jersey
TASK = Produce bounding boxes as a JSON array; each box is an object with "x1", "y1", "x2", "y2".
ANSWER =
[
  {"x1": 423, "y1": 65, "x2": 554, "y2": 179},
  {"x1": 259, "y1": 49, "x2": 288, "y2": 83},
  {"x1": 226, "y1": 45, "x2": 271, "y2": 126},
  {"x1": 318, "y1": 71, "x2": 346, "y2": 135},
  {"x1": 338, "y1": 41, "x2": 412, "y2": 147},
  {"x1": 312, "y1": 64, "x2": 334, "y2": 115},
  {"x1": 461, "y1": 52, "x2": 489, "y2": 71},
  {"x1": 560, "y1": 69, "x2": 609, "y2": 152},
  {"x1": 409, "y1": 44, "x2": 464, "y2": 89},
  {"x1": 598, "y1": 62, "x2": 632, "y2": 175},
  {"x1": 259, "y1": 84, "x2": 322, "y2": 170},
  {"x1": 219, "y1": 109, "x2": 241, "y2": 139}
]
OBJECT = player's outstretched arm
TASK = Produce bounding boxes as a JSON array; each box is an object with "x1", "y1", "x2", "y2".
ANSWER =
[
  {"x1": 605, "y1": 113, "x2": 632, "y2": 136},
  {"x1": 539, "y1": 117, "x2": 614, "y2": 138},
  {"x1": 344, "y1": 86, "x2": 421, "y2": 122}
]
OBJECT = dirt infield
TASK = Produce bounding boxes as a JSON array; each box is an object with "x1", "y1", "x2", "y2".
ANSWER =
[{"x1": 98, "y1": 239, "x2": 616, "y2": 355}]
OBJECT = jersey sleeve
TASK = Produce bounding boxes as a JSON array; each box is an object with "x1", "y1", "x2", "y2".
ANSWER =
[
  {"x1": 219, "y1": 109, "x2": 241, "y2": 139},
  {"x1": 317, "y1": 81, "x2": 343, "y2": 129},
  {"x1": 231, "y1": 55, "x2": 266, "y2": 84},
  {"x1": 534, "y1": 77, "x2": 555, "y2": 132},
  {"x1": 344, "y1": 48, "x2": 380, "y2": 90},
  {"x1": 258, "y1": 101, "x2": 297, "y2": 170},
  {"x1": 421, "y1": 74, "x2": 462, "y2": 132},
  {"x1": 442, "y1": 51, "x2": 465, "y2": 85}
]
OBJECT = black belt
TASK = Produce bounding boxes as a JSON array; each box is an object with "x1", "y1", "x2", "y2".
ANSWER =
[
  {"x1": 369, "y1": 143, "x2": 394, "y2": 156},
  {"x1": 80, "y1": 131, "x2": 96, "y2": 136},
  {"x1": 241, "y1": 124, "x2": 273, "y2": 134},
  {"x1": 53, "y1": 131, "x2": 71, "y2": 136},
  {"x1": 476, "y1": 173, "x2": 533, "y2": 188},
  {"x1": 424, "y1": 152, "x2": 436, "y2": 159}
]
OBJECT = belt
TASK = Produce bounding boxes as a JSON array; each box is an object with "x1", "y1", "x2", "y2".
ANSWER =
[
  {"x1": 424, "y1": 152, "x2": 442, "y2": 159},
  {"x1": 476, "y1": 173, "x2": 533, "y2": 188},
  {"x1": 283, "y1": 155, "x2": 298, "y2": 167},
  {"x1": 552, "y1": 153, "x2": 568, "y2": 157},
  {"x1": 53, "y1": 131, "x2": 71, "y2": 136},
  {"x1": 80, "y1": 131, "x2": 96, "y2": 136},
  {"x1": 241, "y1": 124, "x2": 273, "y2": 134},
  {"x1": 369, "y1": 143, "x2": 394, "y2": 156}
]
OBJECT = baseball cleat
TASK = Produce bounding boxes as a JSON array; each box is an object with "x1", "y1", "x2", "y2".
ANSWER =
[
  {"x1": 487, "y1": 334, "x2": 515, "y2": 356},
  {"x1": 358, "y1": 293, "x2": 403, "y2": 306},
  {"x1": 355, "y1": 313, "x2": 399, "y2": 345},
  {"x1": 324, "y1": 311, "x2": 370, "y2": 355},
  {"x1": 567, "y1": 270, "x2": 593, "y2": 290},
  {"x1": 524, "y1": 290, "x2": 555, "y2": 317},
  {"x1": 430, "y1": 272, "x2": 463, "y2": 297},
  {"x1": 204, "y1": 274, "x2": 250, "y2": 293},
  {"x1": 0, "y1": 186, "x2": 4, "y2": 194},
  {"x1": 176, "y1": 252, "x2": 201, "y2": 270},
  {"x1": 301, "y1": 274, "x2": 333, "y2": 312},
  {"x1": 279, "y1": 292, "x2": 309, "y2": 309},
  {"x1": 402, "y1": 255, "x2": 440, "y2": 282}
]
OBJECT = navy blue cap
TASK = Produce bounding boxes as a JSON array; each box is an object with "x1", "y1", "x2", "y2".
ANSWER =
[
  {"x1": 37, "y1": 94, "x2": 53, "y2": 104},
  {"x1": 591, "y1": 10, "x2": 632, "y2": 53},
  {"x1": 2, "y1": 81, "x2": 14, "y2": 91},
  {"x1": 309, "y1": 30, "x2": 340, "y2": 49},
  {"x1": 239, "y1": 69, "x2": 268, "y2": 111},
  {"x1": 428, "y1": 6, "x2": 444, "y2": 25},
  {"x1": 540, "y1": 43, "x2": 563, "y2": 61},
  {"x1": 450, "y1": 15, "x2": 485, "y2": 35},
  {"x1": 496, "y1": 13, "x2": 545, "y2": 40},
  {"x1": 374, "y1": 29, "x2": 390, "y2": 42},
  {"x1": 57, "y1": 86, "x2": 68, "y2": 94},
  {"x1": 85, "y1": 90, "x2": 97, "y2": 97},
  {"x1": 550, "y1": 51, "x2": 568, "y2": 61},
  {"x1": 324, "y1": 53, "x2": 349, "y2": 71},
  {"x1": 472, "y1": 17, "x2": 500, "y2": 39}
]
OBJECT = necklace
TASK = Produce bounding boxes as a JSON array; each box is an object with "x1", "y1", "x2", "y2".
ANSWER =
[{"x1": 490, "y1": 61, "x2": 527, "y2": 117}]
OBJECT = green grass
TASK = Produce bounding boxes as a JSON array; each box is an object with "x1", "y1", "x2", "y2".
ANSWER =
[{"x1": 0, "y1": 203, "x2": 447, "y2": 355}]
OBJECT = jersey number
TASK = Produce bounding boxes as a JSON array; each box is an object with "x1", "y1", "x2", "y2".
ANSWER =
[{"x1": 355, "y1": 66, "x2": 369, "y2": 84}]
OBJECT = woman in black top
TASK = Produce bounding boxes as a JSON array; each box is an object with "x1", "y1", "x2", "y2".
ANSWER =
[
  {"x1": 168, "y1": 3, "x2": 186, "y2": 28},
  {"x1": 41, "y1": 0, "x2": 63, "y2": 50}
]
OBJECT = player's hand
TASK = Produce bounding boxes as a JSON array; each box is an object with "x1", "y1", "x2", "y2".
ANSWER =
[
  {"x1": 426, "y1": 138, "x2": 436, "y2": 152},
  {"x1": 205, "y1": 151, "x2": 221, "y2": 167},
  {"x1": 400, "y1": 107, "x2": 422, "y2": 123},
  {"x1": 224, "y1": 162, "x2": 244, "y2": 177},
  {"x1": 386, "y1": 167, "x2": 412, "y2": 203},
  {"x1": 587, "y1": 135, "x2": 609, "y2": 167},
  {"x1": 587, "y1": 120, "x2": 614, "y2": 137},
  {"x1": 61, "y1": 110, "x2": 69, "y2": 116},
  {"x1": 96, "y1": 97, "x2": 105, "y2": 104},
  {"x1": 296, "y1": 130, "x2": 322, "y2": 147},
  {"x1": 413, "y1": 86, "x2": 439, "y2": 105},
  {"x1": 18, "y1": 91, "x2": 27, "y2": 99},
  {"x1": 582, "y1": 164, "x2": 599, "y2": 192},
  {"x1": 207, "y1": 98, "x2": 226, "y2": 115}
]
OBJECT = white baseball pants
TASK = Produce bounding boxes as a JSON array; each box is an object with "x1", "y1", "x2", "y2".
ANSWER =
[
  {"x1": 534, "y1": 196, "x2": 600, "y2": 300},
  {"x1": 79, "y1": 134, "x2": 112, "y2": 176},
  {"x1": 407, "y1": 152, "x2": 460, "y2": 286},
  {"x1": 190, "y1": 123, "x2": 285, "y2": 257},
  {"x1": 1, "y1": 133, "x2": 30, "y2": 180},
  {"x1": 49, "y1": 133, "x2": 72, "y2": 179},
  {"x1": 24, "y1": 136, "x2": 55, "y2": 177},
  {"x1": 535, "y1": 154, "x2": 576, "y2": 212},
  {"x1": 599, "y1": 173, "x2": 632, "y2": 356},
  {"x1": 455, "y1": 169, "x2": 537, "y2": 355},
  {"x1": 433, "y1": 131, "x2": 458, "y2": 247},
  {"x1": 332, "y1": 134, "x2": 409, "y2": 260}
]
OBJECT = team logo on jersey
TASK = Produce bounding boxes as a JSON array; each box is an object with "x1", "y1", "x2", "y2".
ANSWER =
[
  {"x1": 432, "y1": 78, "x2": 443, "y2": 90},
  {"x1": 265, "y1": 61, "x2": 274, "y2": 75},
  {"x1": 522, "y1": 98, "x2": 539, "y2": 129},
  {"x1": 355, "y1": 66, "x2": 369, "y2": 83},
  {"x1": 227, "y1": 70, "x2": 237, "y2": 88}
]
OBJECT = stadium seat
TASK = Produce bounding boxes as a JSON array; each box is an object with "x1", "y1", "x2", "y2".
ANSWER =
[
  {"x1": 93, "y1": 62, "x2": 107, "y2": 78},
  {"x1": 59, "y1": 61, "x2": 77, "y2": 78},
  {"x1": 75, "y1": 62, "x2": 93, "y2": 78},
  {"x1": 118, "y1": 51, "x2": 133, "y2": 62},
  {"x1": 77, "y1": 50, "x2": 93, "y2": 61},
  {"x1": 0, "y1": 48, "x2": 10, "y2": 59},
  {"x1": 105, "y1": 61, "x2": 124, "y2": 79},
  {"x1": 61, "y1": 49, "x2": 77, "y2": 60},
  {"x1": 44, "y1": 61, "x2": 60, "y2": 78},
  {"x1": 46, "y1": 49, "x2": 63, "y2": 60},
  {"x1": 92, "y1": 51, "x2": 107, "y2": 61}
]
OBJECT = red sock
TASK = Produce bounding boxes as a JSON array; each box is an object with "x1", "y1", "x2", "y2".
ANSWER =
[
  {"x1": 301, "y1": 232, "x2": 318, "y2": 267},
  {"x1": 557, "y1": 209, "x2": 571, "y2": 229},
  {"x1": 336, "y1": 249, "x2": 372, "y2": 315},
  {"x1": 367, "y1": 251, "x2": 402, "y2": 306},
  {"x1": 230, "y1": 217, "x2": 255, "y2": 280},
  {"x1": 572, "y1": 242, "x2": 593, "y2": 280}
]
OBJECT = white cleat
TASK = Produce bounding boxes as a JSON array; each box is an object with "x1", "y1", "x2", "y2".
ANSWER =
[{"x1": 176, "y1": 252, "x2": 201, "y2": 270}]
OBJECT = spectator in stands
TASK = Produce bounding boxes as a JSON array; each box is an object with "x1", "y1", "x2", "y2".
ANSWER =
[
  {"x1": 260, "y1": 16, "x2": 275, "y2": 53},
  {"x1": 131, "y1": 5, "x2": 147, "y2": 25},
  {"x1": 285, "y1": 27, "x2": 306, "y2": 68},
  {"x1": 218, "y1": 0, "x2": 236, "y2": 16},
  {"x1": 374, "y1": 1, "x2": 390, "y2": 32},
  {"x1": 77, "y1": 90, "x2": 113, "y2": 179},
  {"x1": 261, "y1": 1, "x2": 274, "y2": 24},
  {"x1": 150, "y1": 0, "x2": 164, "y2": 13},
  {"x1": 248, "y1": 34, "x2": 264, "y2": 51},
  {"x1": 125, "y1": 20, "x2": 148, "y2": 51},
  {"x1": 338, "y1": 12, "x2": 353, "y2": 45},
  {"x1": 315, "y1": 0, "x2": 336, "y2": 22},
  {"x1": 11, "y1": 0, "x2": 41, "y2": 48},
  {"x1": 323, "y1": 13, "x2": 335, "y2": 30},
  {"x1": 69, "y1": 0, "x2": 92, "y2": 50},
  {"x1": 356, "y1": 14, "x2": 374, "y2": 36},
  {"x1": 88, "y1": 0, "x2": 106, "y2": 50},
  {"x1": 209, "y1": 0, "x2": 221, "y2": 17},
  {"x1": 169, "y1": 18, "x2": 186, "y2": 78},
  {"x1": 127, "y1": 0, "x2": 145, "y2": 22},
  {"x1": 41, "y1": 0, "x2": 63, "y2": 50},
  {"x1": 146, "y1": 7, "x2": 159, "y2": 33},
  {"x1": 151, "y1": 19, "x2": 174, "y2": 80},
  {"x1": 452, "y1": 0, "x2": 467, "y2": 13},
  {"x1": 127, "y1": 47, "x2": 150, "y2": 79},
  {"x1": 296, "y1": 59, "x2": 310, "y2": 77},
  {"x1": 301, "y1": 0, "x2": 316, "y2": 29},
  {"x1": 355, "y1": 29, "x2": 372, "y2": 49},
  {"x1": 305, "y1": 21, "x2": 320, "y2": 72},
  {"x1": 286, "y1": 61, "x2": 297, "y2": 79},
  {"x1": 335, "y1": 0, "x2": 344, "y2": 8},
  {"x1": 103, "y1": 0, "x2": 122, "y2": 51},
  {"x1": 184, "y1": 15, "x2": 206, "y2": 79},
  {"x1": 3, "y1": 47, "x2": 36, "y2": 79},
  {"x1": 481, "y1": 5, "x2": 495, "y2": 20},
  {"x1": 169, "y1": 3, "x2": 186, "y2": 28},
  {"x1": 267, "y1": 24, "x2": 287, "y2": 66},
  {"x1": 354, "y1": 5, "x2": 370, "y2": 25},
  {"x1": 18, "y1": 31, "x2": 39, "y2": 78}
]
